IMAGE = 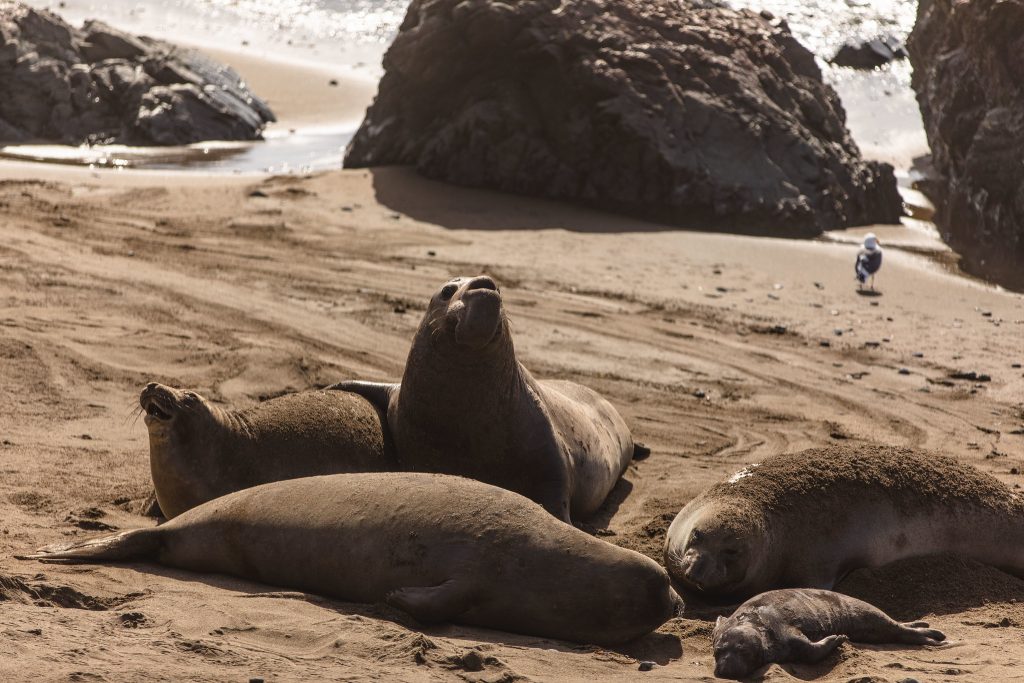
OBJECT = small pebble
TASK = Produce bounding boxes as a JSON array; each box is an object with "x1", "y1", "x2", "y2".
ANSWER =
[
  {"x1": 814, "y1": 282, "x2": 824, "y2": 289},
  {"x1": 693, "y1": 389, "x2": 706, "y2": 399},
  {"x1": 913, "y1": 352, "x2": 924, "y2": 358},
  {"x1": 1011, "y1": 468, "x2": 1019, "y2": 475},
  {"x1": 833, "y1": 328, "x2": 843, "y2": 336},
  {"x1": 638, "y1": 661, "x2": 656, "y2": 672},
  {"x1": 819, "y1": 340, "x2": 831, "y2": 347},
  {"x1": 870, "y1": 301, "x2": 879, "y2": 306},
  {"x1": 328, "y1": 78, "x2": 338, "y2": 86},
  {"x1": 982, "y1": 311, "x2": 993, "y2": 317},
  {"x1": 898, "y1": 368, "x2": 910, "y2": 375},
  {"x1": 427, "y1": 250, "x2": 436, "y2": 257},
  {"x1": 1012, "y1": 363, "x2": 1022, "y2": 369}
]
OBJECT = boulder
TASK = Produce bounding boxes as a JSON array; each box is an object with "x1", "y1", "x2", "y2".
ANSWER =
[
  {"x1": 0, "y1": 3, "x2": 275, "y2": 146},
  {"x1": 345, "y1": 0, "x2": 901, "y2": 235},
  {"x1": 908, "y1": 0, "x2": 1024, "y2": 282},
  {"x1": 830, "y1": 35, "x2": 908, "y2": 69}
]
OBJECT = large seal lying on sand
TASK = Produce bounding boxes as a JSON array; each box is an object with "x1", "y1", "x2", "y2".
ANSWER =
[
  {"x1": 712, "y1": 588, "x2": 945, "y2": 679},
  {"x1": 664, "y1": 444, "x2": 1024, "y2": 599},
  {"x1": 141, "y1": 383, "x2": 393, "y2": 519},
  {"x1": 334, "y1": 275, "x2": 639, "y2": 523},
  {"x1": 20, "y1": 473, "x2": 679, "y2": 645}
]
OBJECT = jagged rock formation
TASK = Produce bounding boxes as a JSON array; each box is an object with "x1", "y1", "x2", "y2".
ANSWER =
[
  {"x1": 346, "y1": 0, "x2": 901, "y2": 235},
  {"x1": 909, "y1": 0, "x2": 1024, "y2": 281},
  {"x1": 0, "y1": 3, "x2": 275, "y2": 146},
  {"x1": 830, "y1": 35, "x2": 908, "y2": 69}
]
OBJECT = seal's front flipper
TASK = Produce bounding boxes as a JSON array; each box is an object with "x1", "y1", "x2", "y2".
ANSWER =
[
  {"x1": 15, "y1": 528, "x2": 161, "y2": 564},
  {"x1": 790, "y1": 633, "x2": 847, "y2": 663},
  {"x1": 386, "y1": 580, "x2": 474, "y2": 623},
  {"x1": 327, "y1": 380, "x2": 398, "y2": 414}
]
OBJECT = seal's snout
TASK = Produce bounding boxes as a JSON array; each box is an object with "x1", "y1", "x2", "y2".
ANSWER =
[
  {"x1": 140, "y1": 383, "x2": 179, "y2": 423},
  {"x1": 453, "y1": 275, "x2": 503, "y2": 349},
  {"x1": 465, "y1": 275, "x2": 498, "y2": 293}
]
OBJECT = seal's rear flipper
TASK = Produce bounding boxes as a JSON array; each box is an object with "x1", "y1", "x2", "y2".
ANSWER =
[
  {"x1": 898, "y1": 622, "x2": 946, "y2": 644},
  {"x1": 632, "y1": 442, "x2": 651, "y2": 460},
  {"x1": 386, "y1": 579, "x2": 473, "y2": 623},
  {"x1": 15, "y1": 528, "x2": 161, "y2": 564},
  {"x1": 327, "y1": 380, "x2": 399, "y2": 414}
]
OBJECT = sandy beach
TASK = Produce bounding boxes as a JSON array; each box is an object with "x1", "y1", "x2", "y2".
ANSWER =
[{"x1": 2, "y1": 11, "x2": 1024, "y2": 683}]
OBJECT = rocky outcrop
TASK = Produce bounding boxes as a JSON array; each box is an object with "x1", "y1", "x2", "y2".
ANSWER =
[
  {"x1": 830, "y1": 35, "x2": 908, "y2": 70},
  {"x1": 346, "y1": 0, "x2": 901, "y2": 235},
  {"x1": 908, "y1": 0, "x2": 1024, "y2": 280},
  {"x1": 0, "y1": 4, "x2": 274, "y2": 146}
]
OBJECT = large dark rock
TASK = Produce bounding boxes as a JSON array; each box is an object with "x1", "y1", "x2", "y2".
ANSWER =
[
  {"x1": 345, "y1": 0, "x2": 901, "y2": 235},
  {"x1": 0, "y1": 4, "x2": 275, "y2": 145},
  {"x1": 908, "y1": 0, "x2": 1024, "y2": 282},
  {"x1": 830, "y1": 35, "x2": 908, "y2": 70}
]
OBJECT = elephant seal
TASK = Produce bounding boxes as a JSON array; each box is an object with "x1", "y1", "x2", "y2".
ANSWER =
[
  {"x1": 664, "y1": 444, "x2": 1024, "y2": 599},
  {"x1": 712, "y1": 588, "x2": 945, "y2": 679},
  {"x1": 332, "y1": 275, "x2": 639, "y2": 523},
  {"x1": 141, "y1": 383, "x2": 393, "y2": 519},
  {"x1": 20, "y1": 473, "x2": 679, "y2": 645}
]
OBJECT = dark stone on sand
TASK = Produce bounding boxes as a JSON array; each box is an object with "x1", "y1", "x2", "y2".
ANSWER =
[
  {"x1": 898, "y1": 367, "x2": 911, "y2": 375},
  {"x1": 949, "y1": 371, "x2": 991, "y2": 382},
  {"x1": 638, "y1": 661, "x2": 656, "y2": 672},
  {"x1": 908, "y1": 0, "x2": 1024, "y2": 284},
  {"x1": 830, "y1": 35, "x2": 908, "y2": 69},
  {"x1": 0, "y1": 3, "x2": 275, "y2": 145},
  {"x1": 345, "y1": 0, "x2": 901, "y2": 235}
]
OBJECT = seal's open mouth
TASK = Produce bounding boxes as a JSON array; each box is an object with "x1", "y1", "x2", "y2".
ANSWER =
[
  {"x1": 140, "y1": 383, "x2": 178, "y2": 422},
  {"x1": 144, "y1": 402, "x2": 171, "y2": 420}
]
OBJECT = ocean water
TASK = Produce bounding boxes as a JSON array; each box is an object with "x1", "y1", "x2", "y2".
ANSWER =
[{"x1": 12, "y1": 0, "x2": 924, "y2": 175}]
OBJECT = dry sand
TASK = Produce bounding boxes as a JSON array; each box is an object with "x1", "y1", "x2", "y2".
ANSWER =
[{"x1": 1, "y1": 48, "x2": 1023, "y2": 683}]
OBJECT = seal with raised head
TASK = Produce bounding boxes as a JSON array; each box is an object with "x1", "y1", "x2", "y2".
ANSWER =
[
  {"x1": 664, "y1": 444, "x2": 1024, "y2": 599},
  {"x1": 333, "y1": 275, "x2": 640, "y2": 523},
  {"x1": 141, "y1": 383, "x2": 393, "y2": 519},
  {"x1": 20, "y1": 472, "x2": 680, "y2": 645},
  {"x1": 712, "y1": 588, "x2": 945, "y2": 679}
]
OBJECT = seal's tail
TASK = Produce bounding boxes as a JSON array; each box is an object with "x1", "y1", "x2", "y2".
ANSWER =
[
  {"x1": 15, "y1": 528, "x2": 161, "y2": 564},
  {"x1": 632, "y1": 442, "x2": 652, "y2": 460}
]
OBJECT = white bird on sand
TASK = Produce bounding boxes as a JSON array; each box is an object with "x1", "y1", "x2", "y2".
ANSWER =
[{"x1": 855, "y1": 233, "x2": 883, "y2": 291}]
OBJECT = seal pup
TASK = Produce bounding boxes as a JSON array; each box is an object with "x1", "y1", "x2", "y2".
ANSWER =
[
  {"x1": 664, "y1": 444, "x2": 1024, "y2": 599},
  {"x1": 141, "y1": 383, "x2": 393, "y2": 519},
  {"x1": 20, "y1": 473, "x2": 679, "y2": 645},
  {"x1": 333, "y1": 275, "x2": 639, "y2": 523},
  {"x1": 712, "y1": 589, "x2": 945, "y2": 679}
]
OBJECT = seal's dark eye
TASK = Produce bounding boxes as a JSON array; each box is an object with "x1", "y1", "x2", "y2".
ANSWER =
[{"x1": 439, "y1": 284, "x2": 458, "y2": 300}]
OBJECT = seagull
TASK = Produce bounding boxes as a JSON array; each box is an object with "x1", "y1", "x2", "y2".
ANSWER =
[{"x1": 855, "y1": 233, "x2": 883, "y2": 291}]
